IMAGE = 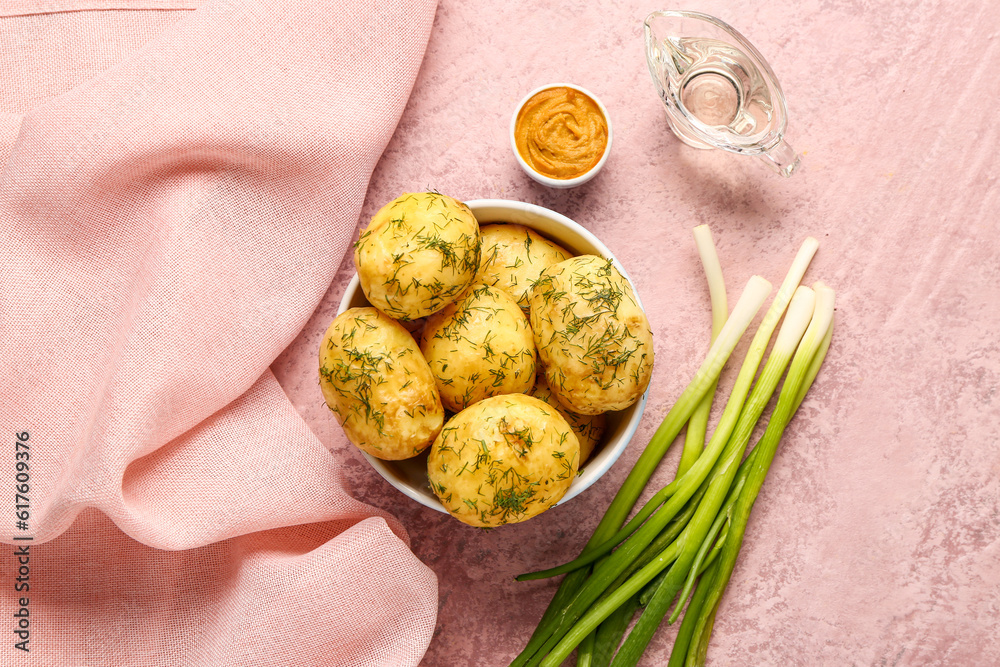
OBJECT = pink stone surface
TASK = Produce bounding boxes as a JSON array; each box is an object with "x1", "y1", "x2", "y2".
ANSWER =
[{"x1": 272, "y1": 1, "x2": 1000, "y2": 665}]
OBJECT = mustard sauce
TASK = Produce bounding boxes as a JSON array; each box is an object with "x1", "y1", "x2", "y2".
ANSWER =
[{"x1": 515, "y1": 87, "x2": 609, "y2": 180}]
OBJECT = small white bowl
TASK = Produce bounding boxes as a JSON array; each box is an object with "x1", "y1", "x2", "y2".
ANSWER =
[
  {"x1": 510, "y1": 83, "x2": 613, "y2": 189},
  {"x1": 338, "y1": 199, "x2": 648, "y2": 514}
]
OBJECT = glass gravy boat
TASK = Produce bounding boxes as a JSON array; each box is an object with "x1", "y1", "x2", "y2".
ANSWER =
[{"x1": 644, "y1": 10, "x2": 801, "y2": 177}]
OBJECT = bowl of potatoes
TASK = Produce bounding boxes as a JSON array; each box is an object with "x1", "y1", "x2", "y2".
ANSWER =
[{"x1": 327, "y1": 194, "x2": 652, "y2": 527}]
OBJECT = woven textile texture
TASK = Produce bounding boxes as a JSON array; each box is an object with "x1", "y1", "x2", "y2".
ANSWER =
[{"x1": 0, "y1": 1, "x2": 440, "y2": 665}]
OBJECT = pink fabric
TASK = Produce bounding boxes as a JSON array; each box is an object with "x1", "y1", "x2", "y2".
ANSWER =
[{"x1": 1, "y1": 1, "x2": 438, "y2": 665}]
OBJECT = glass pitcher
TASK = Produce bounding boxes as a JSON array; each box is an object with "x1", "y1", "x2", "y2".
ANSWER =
[{"x1": 644, "y1": 10, "x2": 801, "y2": 177}]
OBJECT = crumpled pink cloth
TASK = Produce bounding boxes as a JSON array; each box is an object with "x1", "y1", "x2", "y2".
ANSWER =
[{"x1": 0, "y1": 1, "x2": 439, "y2": 664}]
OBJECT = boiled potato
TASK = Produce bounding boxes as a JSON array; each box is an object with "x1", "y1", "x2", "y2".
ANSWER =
[
  {"x1": 529, "y1": 376, "x2": 605, "y2": 463},
  {"x1": 354, "y1": 192, "x2": 480, "y2": 321},
  {"x1": 475, "y1": 223, "x2": 573, "y2": 312},
  {"x1": 421, "y1": 284, "x2": 536, "y2": 412},
  {"x1": 528, "y1": 255, "x2": 653, "y2": 415},
  {"x1": 319, "y1": 307, "x2": 444, "y2": 460},
  {"x1": 427, "y1": 394, "x2": 580, "y2": 527}
]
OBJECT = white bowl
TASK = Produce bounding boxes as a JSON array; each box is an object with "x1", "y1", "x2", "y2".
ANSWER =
[
  {"x1": 510, "y1": 83, "x2": 613, "y2": 189},
  {"x1": 337, "y1": 199, "x2": 648, "y2": 514}
]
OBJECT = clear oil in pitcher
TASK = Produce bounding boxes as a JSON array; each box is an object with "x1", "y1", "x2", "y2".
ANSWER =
[{"x1": 663, "y1": 37, "x2": 775, "y2": 139}]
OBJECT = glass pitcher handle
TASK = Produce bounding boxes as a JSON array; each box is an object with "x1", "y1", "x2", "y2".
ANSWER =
[{"x1": 757, "y1": 139, "x2": 801, "y2": 177}]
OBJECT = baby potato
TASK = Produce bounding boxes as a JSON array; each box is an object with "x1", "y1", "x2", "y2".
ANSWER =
[
  {"x1": 528, "y1": 255, "x2": 654, "y2": 415},
  {"x1": 427, "y1": 394, "x2": 580, "y2": 527},
  {"x1": 319, "y1": 307, "x2": 444, "y2": 460},
  {"x1": 354, "y1": 192, "x2": 481, "y2": 321},
  {"x1": 421, "y1": 284, "x2": 536, "y2": 412},
  {"x1": 475, "y1": 223, "x2": 573, "y2": 312},
  {"x1": 529, "y1": 376, "x2": 605, "y2": 463}
]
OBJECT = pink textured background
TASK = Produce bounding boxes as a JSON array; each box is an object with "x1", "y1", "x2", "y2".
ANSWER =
[{"x1": 272, "y1": 1, "x2": 1000, "y2": 665}]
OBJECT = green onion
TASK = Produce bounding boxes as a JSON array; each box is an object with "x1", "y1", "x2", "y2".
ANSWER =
[
  {"x1": 509, "y1": 232, "x2": 833, "y2": 667},
  {"x1": 680, "y1": 284, "x2": 835, "y2": 667},
  {"x1": 538, "y1": 286, "x2": 819, "y2": 667}
]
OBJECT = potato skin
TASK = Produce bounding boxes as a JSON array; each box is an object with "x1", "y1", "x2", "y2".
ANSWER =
[
  {"x1": 427, "y1": 394, "x2": 580, "y2": 527},
  {"x1": 475, "y1": 223, "x2": 572, "y2": 312},
  {"x1": 528, "y1": 255, "x2": 654, "y2": 415},
  {"x1": 421, "y1": 284, "x2": 537, "y2": 412},
  {"x1": 319, "y1": 307, "x2": 444, "y2": 460},
  {"x1": 354, "y1": 192, "x2": 481, "y2": 321},
  {"x1": 529, "y1": 376, "x2": 605, "y2": 463}
]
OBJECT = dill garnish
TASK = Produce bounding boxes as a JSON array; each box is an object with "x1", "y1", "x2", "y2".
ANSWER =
[
  {"x1": 421, "y1": 284, "x2": 537, "y2": 412},
  {"x1": 426, "y1": 395, "x2": 581, "y2": 527},
  {"x1": 353, "y1": 192, "x2": 481, "y2": 320},
  {"x1": 528, "y1": 254, "x2": 654, "y2": 413}
]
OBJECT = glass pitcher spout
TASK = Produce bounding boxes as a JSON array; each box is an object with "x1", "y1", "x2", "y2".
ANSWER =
[{"x1": 648, "y1": 23, "x2": 691, "y2": 78}]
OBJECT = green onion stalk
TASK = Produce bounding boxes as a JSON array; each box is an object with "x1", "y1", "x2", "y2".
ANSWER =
[{"x1": 677, "y1": 225, "x2": 730, "y2": 479}]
